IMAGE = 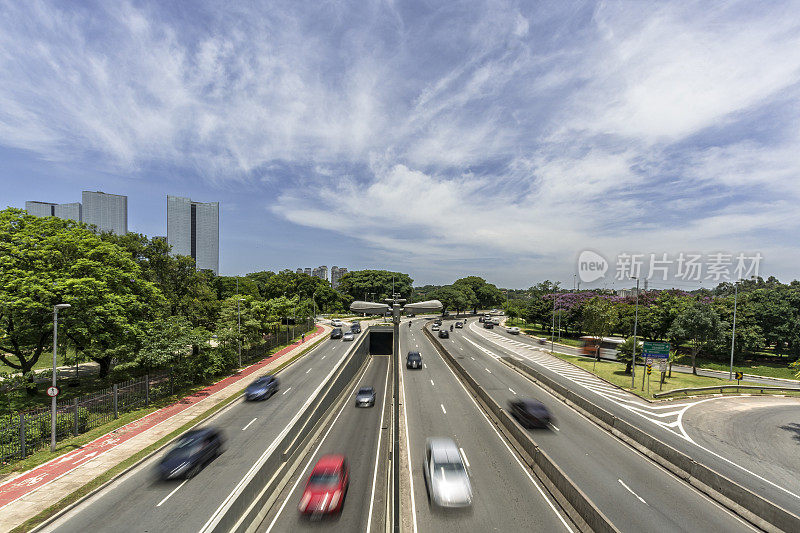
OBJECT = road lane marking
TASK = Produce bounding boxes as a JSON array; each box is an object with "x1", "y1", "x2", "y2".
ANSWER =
[
  {"x1": 282, "y1": 387, "x2": 292, "y2": 395},
  {"x1": 550, "y1": 424, "x2": 560, "y2": 431},
  {"x1": 401, "y1": 360, "x2": 418, "y2": 533},
  {"x1": 265, "y1": 366, "x2": 372, "y2": 532},
  {"x1": 242, "y1": 418, "x2": 257, "y2": 431},
  {"x1": 423, "y1": 363, "x2": 427, "y2": 369},
  {"x1": 618, "y1": 479, "x2": 647, "y2": 505},
  {"x1": 440, "y1": 404, "x2": 447, "y2": 414},
  {"x1": 509, "y1": 388, "x2": 517, "y2": 395},
  {"x1": 306, "y1": 368, "x2": 312, "y2": 374},
  {"x1": 459, "y1": 447, "x2": 470, "y2": 468},
  {"x1": 485, "y1": 367, "x2": 491, "y2": 374},
  {"x1": 470, "y1": 356, "x2": 475, "y2": 360},
  {"x1": 430, "y1": 380, "x2": 435, "y2": 386},
  {"x1": 321, "y1": 355, "x2": 326, "y2": 360},
  {"x1": 367, "y1": 359, "x2": 391, "y2": 533},
  {"x1": 156, "y1": 479, "x2": 188, "y2": 507}
]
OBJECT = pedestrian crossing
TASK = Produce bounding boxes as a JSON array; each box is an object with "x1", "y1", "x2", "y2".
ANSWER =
[{"x1": 468, "y1": 323, "x2": 702, "y2": 440}]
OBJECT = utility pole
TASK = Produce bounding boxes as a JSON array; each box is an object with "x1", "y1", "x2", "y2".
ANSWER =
[
  {"x1": 51, "y1": 304, "x2": 71, "y2": 452},
  {"x1": 729, "y1": 280, "x2": 739, "y2": 380},
  {"x1": 631, "y1": 277, "x2": 640, "y2": 389},
  {"x1": 551, "y1": 291, "x2": 557, "y2": 352}
]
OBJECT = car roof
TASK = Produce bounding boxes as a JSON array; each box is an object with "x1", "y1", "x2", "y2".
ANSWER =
[
  {"x1": 358, "y1": 386, "x2": 374, "y2": 392},
  {"x1": 407, "y1": 351, "x2": 421, "y2": 357},
  {"x1": 428, "y1": 438, "x2": 462, "y2": 463},
  {"x1": 313, "y1": 454, "x2": 346, "y2": 471}
]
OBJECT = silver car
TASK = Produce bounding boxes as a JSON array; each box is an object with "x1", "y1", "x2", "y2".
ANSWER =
[
  {"x1": 423, "y1": 437, "x2": 472, "y2": 508},
  {"x1": 343, "y1": 331, "x2": 354, "y2": 341}
]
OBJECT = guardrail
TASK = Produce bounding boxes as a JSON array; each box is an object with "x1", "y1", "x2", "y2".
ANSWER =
[
  {"x1": 654, "y1": 385, "x2": 800, "y2": 398},
  {"x1": 504, "y1": 356, "x2": 800, "y2": 533},
  {"x1": 424, "y1": 327, "x2": 618, "y2": 533}
]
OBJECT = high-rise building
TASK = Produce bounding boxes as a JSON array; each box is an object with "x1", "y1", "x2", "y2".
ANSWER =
[
  {"x1": 296, "y1": 268, "x2": 303, "y2": 274},
  {"x1": 82, "y1": 191, "x2": 127, "y2": 234},
  {"x1": 25, "y1": 201, "x2": 57, "y2": 217},
  {"x1": 331, "y1": 266, "x2": 348, "y2": 289},
  {"x1": 166, "y1": 195, "x2": 220, "y2": 274},
  {"x1": 304, "y1": 268, "x2": 312, "y2": 276},
  {"x1": 312, "y1": 265, "x2": 328, "y2": 281},
  {"x1": 55, "y1": 203, "x2": 82, "y2": 223}
]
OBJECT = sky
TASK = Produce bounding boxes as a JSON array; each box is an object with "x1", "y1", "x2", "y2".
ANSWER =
[{"x1": 1, "y1": 0, "x2": 800, "y2": 290}]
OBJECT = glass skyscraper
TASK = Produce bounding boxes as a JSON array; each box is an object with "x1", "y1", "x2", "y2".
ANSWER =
[
  {"x1": 82, "y1": 191, "x2": 127, "y2": 234},
  {"x1": 166, "y1": 195, "x2": 220, "y2": 274}
]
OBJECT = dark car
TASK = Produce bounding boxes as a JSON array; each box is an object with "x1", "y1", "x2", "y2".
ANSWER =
[
  {"x1": 245, "y1": 375, "x2": 279, "y2": 401},
  {"x1": 438, "y1": 329, "x2": 449, "y2": 339},
  {"x1": 298, "y1": 454, "x2": 349, "y2": 516},
  {"x1": 330, "y1": 328, "x2": 343, "y2": 339},
  {"x1": 508, "y1": 398, "x2": 552, "y2": 429},
  {"x1": 350, "y1": 323, "x2": 361, "y2": 334},
  {"x1": 355, "y1": 386, "x2": 376, "y2": 407},
  {"x1": 483, "y1": 322, "x2": 494, "y2": 329},
  {"x1": 434, "y1": 319, "x2": 442, "y2": 326},
  {"x1": 157, "y1": 427, "x2": 224, "y2": 480},
  {"x1": 455, "y1": 321, "x2": 463, "y2": 328},
  {"x1": 407, "y1": 313, "x2": 415, "y2": 318},
  {"x1": 406, "y1": 351, "x2": 422, "y2": 369},
  {"x1": 479, "y1": 316, "x2": 485, "y2": 323}
]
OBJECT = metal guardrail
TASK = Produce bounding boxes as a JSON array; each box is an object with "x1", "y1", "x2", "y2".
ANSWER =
[{"x1": 654, "y1": 384, "x2": 800, "y2": 398}]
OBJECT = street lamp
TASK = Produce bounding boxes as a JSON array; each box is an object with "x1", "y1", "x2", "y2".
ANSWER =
[
  {"x1": 551, "y1": 291, "x2": 557, "y2": 352},
  {"x1": 729, "y1": 277, "x2": 754, "y2": 379},
  {"x1": 630, "y1": 277, "x2": 640, "y2": 389},
  {"x1": 237, "y1": 298, "x2": 245, "y2": 367},
  {"x1": 51, "y1": 303, "x2": 70, "y2": 452}
]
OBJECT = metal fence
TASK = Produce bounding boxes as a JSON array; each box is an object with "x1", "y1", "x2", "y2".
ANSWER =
[{"x1": 0, "y1": 320, "x2": 316, "y2": 466}]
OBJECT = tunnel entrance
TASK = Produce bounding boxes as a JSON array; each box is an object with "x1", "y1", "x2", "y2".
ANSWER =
[{"x1": 369, "y1": 330, "x2": 393, "y2": 355}]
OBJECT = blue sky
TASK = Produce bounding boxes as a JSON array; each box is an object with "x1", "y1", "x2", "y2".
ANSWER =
[{"x1": 2, "y1": 0, "x2": 800, "y2": 289}]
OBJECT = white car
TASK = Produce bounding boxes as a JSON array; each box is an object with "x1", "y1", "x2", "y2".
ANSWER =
[
  {"x1": 343, "y1": 331, "x2": 354, "y2": 341},
  {"x1": 331, "y1": 319, "x2": 343, "y2": 327},
  {"x1": 506, "y1": 327, "x2": 520, "y2": 335},
  {"x1": 432, "y1": 324, "x2": 440, "y2": 331}
]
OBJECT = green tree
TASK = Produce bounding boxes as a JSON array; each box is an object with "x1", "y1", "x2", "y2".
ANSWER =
[
  {"x1": 454, "y1": 276, "x2": 504, "y2": 312},
  {"x1": 337, "y1": 270, "x2": 414, "y2": 302},
  {"x1": 668, "y1": 301, "x2": 727, "y2": 374},
  {"x1": 582, "y1": 297, "x2": 619, "y2": 359}
]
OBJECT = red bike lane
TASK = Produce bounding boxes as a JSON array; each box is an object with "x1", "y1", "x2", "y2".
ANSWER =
[{"x1": 0, "y1": 325, "x2": 324, "y2": 510}]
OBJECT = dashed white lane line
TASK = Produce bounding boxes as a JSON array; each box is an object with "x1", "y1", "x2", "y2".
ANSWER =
[
  {"x1": 509, "y1": 387, "x2": 517, "y2": 395},
  {"x1": 485, "y1": 367, "x2": 492, "y2": 374},
  {"x1": 321, "y1": 355, "x2": 326, "y2": 360},
  {"x1": 282, "y1": 387, "x2": 292, "y2": 395},
  {"x1": 156, "y1": 479, "x2": 188, "y2": 507},
  {"x1": 430, "y1": 380, "x2": 435, "y2": 386},
  {"x1": 470, "y1": 356, "x2": 475, "y2": 360},
  {"x1": 440, "y1": 404, "x2": 447, "y2": 414},
  {"x1": 618, "y1": 479, "x2": 647, "y2": 505},
  {"x1": 460, "y1": 447, "x2": 470, "y2": 468},
  {"x1": 305, "y1": 368, "x2": 312, "y2": 374},
  {"x1": 242, "y1": 417, "x2": 257, "y2": 431},
  {"x1": 423, "y1": 363, "x2": 427, "y2": 369},
  {"x1": 550, "y1": 424, "x2": 560, "y2": 431}
]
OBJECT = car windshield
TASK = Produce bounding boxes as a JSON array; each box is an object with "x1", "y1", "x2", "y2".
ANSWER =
[
  {"x1": 172, "y1": 437, "x2": 202, "y2": 457},
  {"x1": 308, "y1": 472, "x2": 340, "y2": 487},
  {"x1": 358, "y1": 388, "x2": 373, "y2": 394},
  {"x1": 432, "y1": 461, "x2": 465, "y2": 478}
]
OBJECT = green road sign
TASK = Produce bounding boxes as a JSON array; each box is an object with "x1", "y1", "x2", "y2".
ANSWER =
[{"x1": 643, "y1": 341, "x2": 670, "y2": 359}]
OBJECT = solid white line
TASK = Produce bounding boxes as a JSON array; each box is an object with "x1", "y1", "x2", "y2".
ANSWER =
[
  {"x1": 440, "y1": 403, "x2": 447, "y2": 414},
  {"x1": 242, "y1": 417, "x2": 257, "y2": 431},
  {"x1": 459, "y1": 447, "x2": 470, "y2": 468},
  {"x1": 509, "y1": 388, "x2": 517, "y2": 395},
  {"x1": 282, "y1": 387, "x2": 292, "y2": 395},
  {"x1": 401, "y1": 360, "x2": 418, "y2": 533},
  {"x1": 265, "y1": 369, "x2": 370, "y2": 532},
  {"x1": 156, "y1": 479, "x2": 188, "y2": 507},
  {"x1": 366, "y1": 360, "x2": 391, "y2": 533},
  {"x1": 618, "y1": 478, "x2": 647, "y2": 505}
]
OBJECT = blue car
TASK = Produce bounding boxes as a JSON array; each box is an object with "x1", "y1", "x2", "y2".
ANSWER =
[
  {"x1": 157, "y1": 428, "x2": 224, "y2": 480},
  {"x1": 245, "y1": 375, "x2": 279, "y2": 401}
]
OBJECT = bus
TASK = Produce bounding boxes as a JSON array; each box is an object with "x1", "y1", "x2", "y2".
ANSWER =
[{"x1": 580, "y1": 336, "x2": 624, "y2": 360}]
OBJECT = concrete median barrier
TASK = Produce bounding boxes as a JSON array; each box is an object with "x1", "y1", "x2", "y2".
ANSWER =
[
  {"x1": 201, "y1": 330, "x2": 372, "y2": 533},
  {"x1": 424, "y1": 328, "x2": 619, "y2": 533},
  {"x1": 505, "y1": 356, "x2": 800, "y2": 533}
]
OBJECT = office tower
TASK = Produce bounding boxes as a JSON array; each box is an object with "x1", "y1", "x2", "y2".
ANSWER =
[
  {"x1": 166, "y1": 195, "x2": 220, "y2": 274},
  {"x1": 25, "y1": 201, "x2": 57, "y2": 217},
  {"x1": 82, "y1": 191, "x2": 127, "y2": 234},
  {"x1": 304, "y1": 268, "x2": 312, "y2": 276},
  {"x1": 296, "y1": 268, "x2": 303, "y2": 274},
  {"x1": 312, "y1": 265, "x2": 328, "y2": 281},
  {"x1": 55, "y1": 203, "x2": 82, "y2": 223},
  {"x1": 331, "y1": 266, "x2": 348, "y2": 289}
]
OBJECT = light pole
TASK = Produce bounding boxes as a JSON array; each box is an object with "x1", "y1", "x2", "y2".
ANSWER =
[
  {"x1": 237, "y1": 298, "x2": 245, "y2": 367},
  {"x1": 51, "y1": 303, "x2": 70, "y2": 452},
  {"x1": 729, "y1": 280, "x2": 739, "y2": 380},
  {"x1": 630, "y1": 277, "x2": 640, "y2": 389},
  {"x1": 551, "y1": 291, "x2": 557, "y2": 352}
]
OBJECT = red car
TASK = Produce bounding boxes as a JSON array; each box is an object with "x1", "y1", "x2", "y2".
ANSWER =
[{"x1": 298, "y1": 454, "x2": 349, "y2": 516}]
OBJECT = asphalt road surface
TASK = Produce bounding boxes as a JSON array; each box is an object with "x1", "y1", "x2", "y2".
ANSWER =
[{"x1": 42, "y1": 333, "x2": 362, "y2": 533}]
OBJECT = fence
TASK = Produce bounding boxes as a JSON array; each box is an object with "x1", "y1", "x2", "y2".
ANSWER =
[{"x1": 239, "y1": 319, "x2": 316, "y2": 366}]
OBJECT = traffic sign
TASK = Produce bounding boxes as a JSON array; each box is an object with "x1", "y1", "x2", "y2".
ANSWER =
[
  {"x1": 46, "y1": 386, "x2": 60, "y2": 398},
  {"x1": 642, "y1": 341, "x2": 670, "y2": 359},
  {"x1": 735, "y1": 371, "x2": 743, "y2": 381},
  {"x1": 646, "y1": 364, "x2": 652, "y2": 375}
]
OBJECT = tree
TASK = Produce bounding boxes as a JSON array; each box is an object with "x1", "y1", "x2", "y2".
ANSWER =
[
  {"x1": 432, "y1": 285, "x2": 473, "y2": 315},
  {"x1": 337, "y1": 270, "x2": 414, "y2": 302},
  {"x1": 616, "y1": 337, "x2": 641, "y2": 374},
  {"x1": 582, "y1": 297, "x2": 619, "y2": 360},
  {"x1": 454, "y1": 276, "x2": 504, "y2": 312},
  {"x1": 668, "y1": 301, "x2": 726, "y2": 374}
]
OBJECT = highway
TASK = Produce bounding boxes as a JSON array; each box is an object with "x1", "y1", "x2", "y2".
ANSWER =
[
  {"x1": 401, "y1": 319, "x2": 575, "y2": 532},
  {"x1": 439, "y1": 319, "x2": 756, "y2": 532},
  {"x1": 257, "y1": 355, "x2": 389, "y2": 532},
  {"x1": 42, "y1": 330, "x2": 362, "y2": 533}
]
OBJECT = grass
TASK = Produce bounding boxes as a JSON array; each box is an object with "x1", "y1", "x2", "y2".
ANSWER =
[
  {"x1": 504, "y1": 318, "x2": 584, "y2": 348},
  {"x1": 672, "y1": 354, "x2": 798, "y2": 381},
  {"x1": 548, "y1": 351, "x2": 772, "y2": 401},
  {"x1": 6, "y1": 330, "x2": 329, "y2": 532}
]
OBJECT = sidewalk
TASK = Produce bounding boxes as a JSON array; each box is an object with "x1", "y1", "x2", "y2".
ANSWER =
[{"x1": 0, "y1": 324, "x2": 329, "y2": 532}]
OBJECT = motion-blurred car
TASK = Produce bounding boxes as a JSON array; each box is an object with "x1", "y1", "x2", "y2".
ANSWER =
[
  {"x1": 455, "y1": 321, "x2": 463, "y2": 328},
  {"x1": 432, "y1": 324, "x2": 440, "y2": 331},
  {"x1": 330, "y1": 328, "x2": 343, "y2": 339},
  {"x1": 157, "y1": 427, "x2": 224, "y2": 480},
  {"x1": 355, "y1": 386, "x2": 376, "y2": 407},
  {"x1": 478, "y1": 316, "x2": 485, "y2": 323},
  {"x1": 406, "y1": 351, "x2": 422, "y2": 369},
  {"x1": 298, "y1": 455, "x2": 349, "y2": 516},
  {"x1": 343, "y1": 331, "x2": 354, "y2": 341},
  {"x1": 438, "y1": 329, "x2": 449, "y2": 339},
  {"x1": 350, "y1": 323, "x2": 361, "y2": 334},
  {"x1": 483, "y1": 322, "x2": 494, "y2": 329},
  {"x1": 508, "y1": 398, "x2": 552, "y2": 429},
  {"x1": 506, "y1": 327, "x2": 520, "y2": 335},
  {"x1": 423, "y1": 437, "x2": 472, "y2": 508},
  {"x1": 245, "y1": 375, "x2": 279, "y2": 400}
]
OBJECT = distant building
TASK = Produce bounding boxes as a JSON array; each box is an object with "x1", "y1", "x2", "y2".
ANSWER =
[
  {"x1": 166, "y1": 195, "x2": 220, "y2": 274},
  {"x1": 296, "y1": 268, "x2": 303, "y2": 274},
  {"x1": 312, "y1": 265, "x2": 328, "y2": 281},
  {"x1": 55, "y1": 202, "x2": 82, "y2": 223},
  {"x1": 331, "y1": 266, "x2": 348, "y2": 289},
  {"x1": 25, "y1": 201, "x2": 57, "y2": 217},
  {"x1": 82, "y1": 191, "x2": 127, "y2": 234},
  {"x1": 304, "y1": 267, "x2": 312, "y2": 276}
]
